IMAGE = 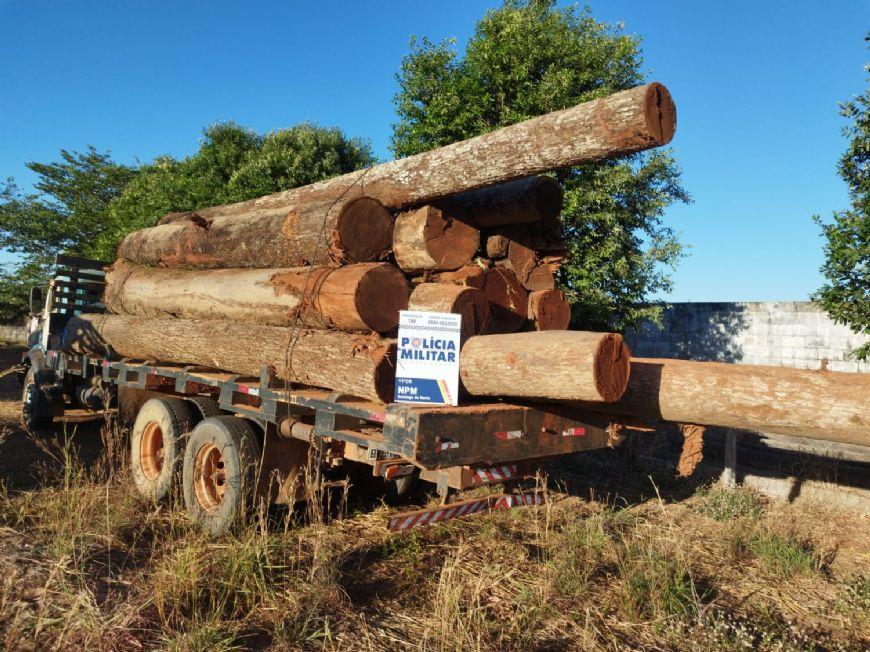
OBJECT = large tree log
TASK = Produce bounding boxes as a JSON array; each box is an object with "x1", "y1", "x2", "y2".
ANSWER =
[
  {"x1": 104, "y1": 261, "x2": 409, "y2": 333},
  {"x1": 460, "y1": 331, "x2": 631, "y2": 402},
  {"x1": 393, "y1": 205, "x2": 480, "y2": 272},
  {"x1": 527, "y1": 289, "x2": 570, "y2": 331},
  {"x1": 63, "y1": 314, "x2": 396, "y2": 403},
  {"x1": 117, "y1": 196, "x2": 394, "y2": 268},
  {"x1": 159, "y1": 83, "x2": 675, "y2": 226},
  {"x1": 408, "y1": 283, "x2": 491, "y2": 339},
  {"x1": 453, "y1": 176, "x2": 563, "y2": 227},
  {"x1": 571, "y1": 358, "x2": 870, "y2": 446}
]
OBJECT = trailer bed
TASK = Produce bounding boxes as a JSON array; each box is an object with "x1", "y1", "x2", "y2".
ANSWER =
[{"x1": 47, "y1": 351, "x2": 612, "y2": 473}]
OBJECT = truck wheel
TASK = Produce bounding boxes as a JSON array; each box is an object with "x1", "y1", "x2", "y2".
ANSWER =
[
  {"x1": 21, "y1": 367, "x2": 57, "y2": 430},
  {"x1": 182, "y1": 416, "x2": 261, "y2": 536},
  {"x1": 185, "y1": 395, "x2": 221, "y2": 420},
  {"x1": 130, "y1": 398, "x2": 195, "y2": 501}
]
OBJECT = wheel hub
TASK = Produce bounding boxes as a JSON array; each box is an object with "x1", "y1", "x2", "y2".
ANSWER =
[
  {"x1": 193, "y1": 443, "x2": 226, "y2": 512},
  {"x1": 140, "y1": 421, "x2": 165, "y2": 480}
]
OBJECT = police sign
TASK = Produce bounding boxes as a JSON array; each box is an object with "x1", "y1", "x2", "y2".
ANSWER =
[{"x1": 394, "y1": 310, "x2": 461, "y2": 406}]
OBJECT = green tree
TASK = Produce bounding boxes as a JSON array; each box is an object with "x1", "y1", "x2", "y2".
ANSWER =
[
  {"x1": 0, "y1": 147, "x2": 137, "y2": 319},
  {"x1": 0, "y1": 122, "x2": 375, "y2": 321},
  {"x1": 106, "y1": 122, "x2": 376, "y2": 251},
  {"x1": 392, "y1": 0, "x2": 689, "y2": 330},
  {"x1": 813, "y1": 50, "x2": 870, "y2": 361}
]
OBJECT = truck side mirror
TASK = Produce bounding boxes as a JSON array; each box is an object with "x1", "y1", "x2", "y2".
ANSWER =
[{"x1": 29, "y1": 287, "x2": 44, "y2": 315}]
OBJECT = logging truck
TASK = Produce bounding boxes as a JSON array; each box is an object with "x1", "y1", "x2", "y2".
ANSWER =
[{"x1": 20, "y1": 255, "x2": 616, "y2": 534}]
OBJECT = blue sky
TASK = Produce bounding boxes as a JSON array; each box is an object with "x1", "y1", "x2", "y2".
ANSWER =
[{"x1": 1, "y1": 1, "x2": 868, "y2": 301}]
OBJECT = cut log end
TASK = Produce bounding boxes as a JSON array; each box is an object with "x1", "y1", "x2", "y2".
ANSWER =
[
  {"x1": 645, "y1": 82, "x2": 677, "y2": 146},
  {"x1": 534, "y1": 177, "x2": 564, "y2": 222},
  {"x1": 335, "y1": 197, "x2": 394, "y2": 263},
  {"x1": 528, "y1": 289, "x2": 570, "y2": 331},
  {"x1": 483, "y1": 268, "x2": 529, "y2": 333},
  {"x1": 409, "y1": 283, "x2": 491, "y2": 339},
  {"x1": 394, "y1": 205, "x2": 480, "y2": 272},
  {"x1": 594, "y1": 333, "x2": 631, "y2": 403},
  {"x1": 373, "y1": 344, "x2": 398, "y2": 403},
  {"x1": 354, "y1": 264, "x2": 410, "y2": 333}
]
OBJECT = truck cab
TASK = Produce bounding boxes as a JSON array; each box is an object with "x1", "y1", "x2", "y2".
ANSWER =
[{"x1": 20, "y1": 254, "x2": 108, "y2": 428}]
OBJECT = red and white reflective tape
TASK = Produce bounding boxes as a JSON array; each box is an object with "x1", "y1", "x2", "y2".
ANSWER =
[
  {"x1": 562, "y1": 427, "x2": 586, "y2": 437},
  {"x1": 494, "y1": 430, "x2": 523, "y2": 440},
  {"x1": 387, "y1": 492, "x2": 544, "y2": 531},
  {"x1": 237, "y1": 385, "x2": 260, "y2": 396},
  {"x1": 493, "y1": 493, "x2": 544, "y2": 509},
  {"x1": 472, "y1": 464, "x2": 518, "y2": 485},
  {"x1": 369, "y1": 411, "x2": 386, "y2": 423}
]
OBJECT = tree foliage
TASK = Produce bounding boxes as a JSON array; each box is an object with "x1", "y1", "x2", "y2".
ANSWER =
[
  {"x1": 107, "y1": 122, "x2": 375, "y2": 250},
  {"x1": 813, "y1": 46, "x2": 870, "y2": 361},
  {"x1": 0, "y1": 123, "x2": 375, "y2": 321},
  {"x1": 392, "y1": 0, "x2": 689, "y2": 330},
  {"x1": 0, "y1": 147, "x2": 137, "y2": 319}
]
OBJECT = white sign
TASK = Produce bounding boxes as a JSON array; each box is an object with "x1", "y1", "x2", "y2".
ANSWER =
[{"x1": 394, "y1": 310, "x2": 461, "y2": 406}]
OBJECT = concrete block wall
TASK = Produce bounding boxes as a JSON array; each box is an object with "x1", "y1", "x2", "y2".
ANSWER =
[
  {"x1": 0, "y1": 325, "x2": 27, "y2": 345},
  {"x1": 625, "y1": 302, "x2": 868, "y2": 373}
]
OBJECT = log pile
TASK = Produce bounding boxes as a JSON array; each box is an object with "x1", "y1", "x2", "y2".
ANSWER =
[
  {"x1": 66, "y1": 83, "x2": 676, "y2": 404},
  {"x1": 58, "y1": 78, "x2": 870, "y2": 449}
]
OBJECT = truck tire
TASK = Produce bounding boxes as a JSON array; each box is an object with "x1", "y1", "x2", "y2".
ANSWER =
[
  {"x1": 21, "y1": 367, "x2": 59, "y2": 430},
  {"x1": 130, "y1": 398, "x2": 195, "y2": 501},
  {"x1": 182, "y1": 416, "x2": 261, "y2": 536},
  {"x1": 185, "y1": 395, "x2": 221, "y2": 420}
]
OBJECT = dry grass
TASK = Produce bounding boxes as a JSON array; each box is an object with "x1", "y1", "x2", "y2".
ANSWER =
[{"x1": 0, "y1": 400, "x2": 867, "y2": 649}]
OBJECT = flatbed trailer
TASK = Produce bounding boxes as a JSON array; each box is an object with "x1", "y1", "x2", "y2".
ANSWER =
[{"x1": 21, "y1": 256, "x2": 620, "y2": 534}]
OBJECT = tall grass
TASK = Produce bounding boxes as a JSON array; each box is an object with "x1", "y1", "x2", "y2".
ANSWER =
[{"x1": 0, "y1": 416, "x2": 863, "y2": 650}]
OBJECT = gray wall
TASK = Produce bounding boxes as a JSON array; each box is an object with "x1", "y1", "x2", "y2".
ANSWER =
[
  {"x1": 625, "y1": 302, "x2": 868, "y2": 373},
  {"x1": 0, "y1": 325, "x2": 27, "y2": 345}
]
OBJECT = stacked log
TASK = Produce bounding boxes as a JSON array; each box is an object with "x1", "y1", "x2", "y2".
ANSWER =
[
  {"x1": 66, "y1": 84, "x2": 680, "y2": 403},
  {"x1": 569, "y1": 358, "x2": 870, "y2": 447},
  {"x1": 104, "y1": 260, "x2": 409, "y2": 332},
  {"x1": 64, "y1": 314, "x2": 396, "y2": 403},
  {"x1": 116, "y1": 82, "x2": 675, "y2": 270}
]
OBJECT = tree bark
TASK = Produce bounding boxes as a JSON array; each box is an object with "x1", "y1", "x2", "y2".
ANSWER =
[
  {"x1": 408, "y1": 283, "x2": 491, "y2": 339},
  {"x1": 570, "y1": 358, "x2": 870, "y2": 446},
  {"x1": 164, "y1": 83, "x2": 675, "y2": 223},
  {"x1": 117, "y1": 196, "x2": 394, "y2": 268},
  {"x1": 393, "y1": 205, "x2": 480, "y2": 272},
  {"x1": 63, "y1": 314, "x2": 397, "y2": 403},
  {"x1": 453, "y1": 176, "x2": 563, "y2": 227},
  {"x1": 527, "y1": 289, "x2": 570, "y2": 331},
  {"x1": 460, "y1": 331, "x2": 631, "y2": 403},
  {"x1": 104, "y1": 260, "x2": 409, "y2": 333}
]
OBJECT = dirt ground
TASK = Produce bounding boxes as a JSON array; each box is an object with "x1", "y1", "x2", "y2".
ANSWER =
[{"x1": 0, "y1": 345, "x2": 867, "y2": 650}]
